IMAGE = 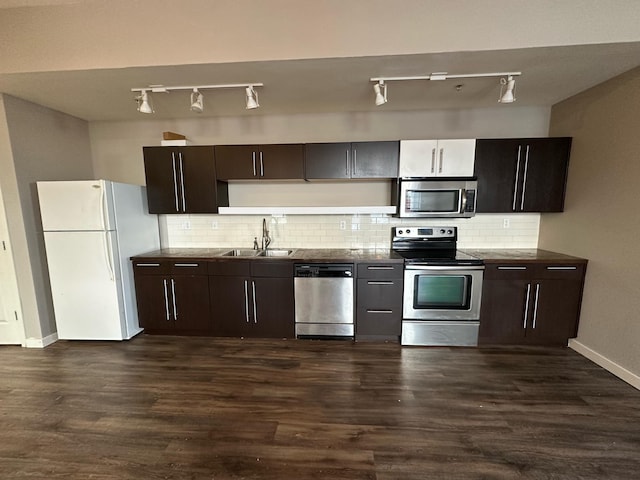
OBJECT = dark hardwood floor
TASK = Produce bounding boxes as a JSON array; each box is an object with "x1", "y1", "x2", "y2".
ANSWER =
[{"x1": 1, "y1": 336, "x2": 639, "y2": 479}]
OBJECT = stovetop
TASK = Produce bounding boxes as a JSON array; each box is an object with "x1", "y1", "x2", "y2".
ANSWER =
[{"x1": 391, "y1": 225, "x2": 483, "y2": 266}]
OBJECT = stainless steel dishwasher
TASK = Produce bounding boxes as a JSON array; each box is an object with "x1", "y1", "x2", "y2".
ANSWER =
[{"x1": 294, "y1": 264, "x2": 354, "y2": 339}]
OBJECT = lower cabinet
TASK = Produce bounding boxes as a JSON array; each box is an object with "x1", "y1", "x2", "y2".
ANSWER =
[
  {"x1": 132, "y1": 261, "x2": 211, "y2": 335},
  {"x1": 478, "y1": 262, "x2": 586, "y2": 346},
  {"x1": 209, "y1": 260, "x2": 295, "y2": 338},
  {"x1": 355, "y1": 262, "x2": 403, "y2": 341}
]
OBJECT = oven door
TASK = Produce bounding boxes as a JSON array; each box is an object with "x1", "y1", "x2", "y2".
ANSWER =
[{"x1": 403, "y1": 265, "x2": 484, "y2": 321}]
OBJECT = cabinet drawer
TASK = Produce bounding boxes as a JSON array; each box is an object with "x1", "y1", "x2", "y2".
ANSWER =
[
  {"x1": 251, "y1": 261, "x2": 293, "y2": 278},
  {"x1": 208, "y1": 260, "x2": 251, "y2": 276},
  {"x1": 531, "y1": 263, "x2": 586, "y2": 279},
  {"x1": 132, "y1": 261, "x2": 170, "y2": 275},
  {"x1": 357, "y1": 263, "x2": 403, "y2": 279},
  {"x1": 169, "y1": 261, "x2": 208, "y2": 275},
  {"x1": 356, "y1": 313, "x2": 401, "y2": 336},
  {"x1": 357, "y1": 278, "x2": 403, "y2": 309},
  {"x1": 484, "y1": 264, "x2": 533, "y2": 280}
]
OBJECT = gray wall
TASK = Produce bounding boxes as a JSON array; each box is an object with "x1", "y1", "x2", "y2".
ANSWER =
[
  {"x1": 540, "y1": 67, "x2": 640, "y2": 380},
  {"x1": 0, "y1": 94, "x2": 93, "y2": 340}
]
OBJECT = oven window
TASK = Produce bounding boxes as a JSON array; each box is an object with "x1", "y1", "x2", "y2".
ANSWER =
[
  {"x1": 413, "y1": 275, "x2": 471, "y2": 309},
  {"x1": 406, "y1": 189, "x2": 461, "y2": 213}
]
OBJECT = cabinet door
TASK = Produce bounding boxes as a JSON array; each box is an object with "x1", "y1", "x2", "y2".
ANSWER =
[
  {"x1": 304, "y1": 143, "x2": 351, "y2": 179},
  {"x1": 143, "y1": 147, "x2": 182, "y2": 213},
  {"x1": 474, "y1": 139, "x2": 523, "y2": 213},
  {"x1": 399, "y1": 140, "x2": 439, "y2": 177},
  {"x1": 180, "y1": 146, "x2": 220, "y2": 213},
  {"x1": 134, "y1": 274, "x2": 173, "y2": 332},
  {"x1": 209, "y1": 275, "x2": 250, "y2": 337},
  {"x1": 478, "y1": 278, "x2": 530, "y2": 344},
  {"x1": 259, "y1": 144, "x2": 304, "y2": 179},
  {"x1": 437, "y1": 139, "x2": 476, "y2": 177},
  {"x1": 171, "y1": 275, "x2": 211, "y2": 333},
  {"x1": 519, "y1": 138, "x2": 571, "y2": 212},
  {"x1": 251, "y1": 277, "x2": 295, "y2": 338},
  {"x1": 215, "y1": 145, "x2": 259, "y2": 180},
  {"x1": 351, "y1": 141, "x2": 399, "y2": 178}
]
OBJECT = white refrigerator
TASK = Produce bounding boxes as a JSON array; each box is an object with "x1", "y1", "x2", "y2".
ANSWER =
[{"x1": 37, "y1": 180, "x2": 160, "y2": 340}]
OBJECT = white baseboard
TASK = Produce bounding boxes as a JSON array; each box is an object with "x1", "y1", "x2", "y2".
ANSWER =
[
  {"x1": 24, "y1": 332, "x2": 58, "y2": 348},
  {"x1": 569, "y1": 339, "x2": 640, "y2": 391}
]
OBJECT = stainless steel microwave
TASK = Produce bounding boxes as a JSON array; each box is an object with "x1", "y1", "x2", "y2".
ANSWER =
[{"x1": 396, "y1": 178, "x2": 477, "y2": 218}]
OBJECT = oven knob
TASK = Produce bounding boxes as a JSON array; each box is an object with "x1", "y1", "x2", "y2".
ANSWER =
[
  {"x1": 439, "y1": 229, "x2": 445, "y2": 234},
  {"x1": 398, "y1": 229, "x2": 403, "y2": 235},
  {"x1": 447, "y1": 229, "x2": 453, "y2": 235},
  {"x1": 406, "y1": 229, "x2": 411, "y2": 234}
]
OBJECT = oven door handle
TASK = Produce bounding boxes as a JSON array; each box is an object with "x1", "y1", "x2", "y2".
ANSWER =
[{"x1": 404, "y1": 264, "x2": 485, "y2": 271}]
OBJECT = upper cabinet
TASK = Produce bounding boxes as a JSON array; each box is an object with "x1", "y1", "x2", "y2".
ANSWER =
[
  {"x1": 143, "y1": 146, "x2": 228, "y2": 214},
  {"x1": 305, "y1": 141, "x2": 399, "y2": 179},
  {"x1": 399, "y1": 139, "x2": 476, "y2": 177},
  {"x1": 474, "y1": 138, "x2": 572, "y2": 213},
  {"x1": 215, "y1": 144, "x2": 304, "y2": 180}
]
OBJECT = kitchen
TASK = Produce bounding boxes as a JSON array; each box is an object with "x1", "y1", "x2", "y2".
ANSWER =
[{"x1": 1, "y1": 1, "x2": 640, "y2": 478}]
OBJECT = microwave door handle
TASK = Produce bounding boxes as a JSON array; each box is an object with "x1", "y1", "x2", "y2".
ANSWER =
[{"x1": 461, "y1": 189, "x2": 468, "y2": 213}]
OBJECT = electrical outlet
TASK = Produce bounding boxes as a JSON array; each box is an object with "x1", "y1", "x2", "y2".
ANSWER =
[
  {"x1": 211, "y1": 220, "x2": 218, "y2": 230},
  {"x1": 503, "y1": 218, "x2": 510, "y2": 229},
  {"x1": 351, "y1": 223, "x2": 360, "y2": 231},
  {"x1": 182, "y1": 221, "x2": 191, "y2": 230},
  {"x1": 339, "y1": 220, "x2": 346, "y2": 230}
]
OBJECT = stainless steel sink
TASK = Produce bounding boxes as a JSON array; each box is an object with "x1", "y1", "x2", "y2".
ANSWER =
[
  {"x1": 257, "y1": 249, "x2": 294, "y2": 257},
  {"x1": 221, "y1": 249, "x2": 260, "y2": 257}
]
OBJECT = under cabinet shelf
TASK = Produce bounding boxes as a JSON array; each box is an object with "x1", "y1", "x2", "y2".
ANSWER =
[{"x1": 218, "y1": 206, "x2": 397, "y2": 215}]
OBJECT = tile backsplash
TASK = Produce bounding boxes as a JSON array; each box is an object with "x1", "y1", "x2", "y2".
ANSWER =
[{"x1": 161, "y1": 213, "x2": 540, "y2": 250}]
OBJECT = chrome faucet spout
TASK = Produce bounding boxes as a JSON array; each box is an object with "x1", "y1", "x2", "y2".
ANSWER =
[{"x1": 261, "y1": 218, "x2": 272, "y2": 250}]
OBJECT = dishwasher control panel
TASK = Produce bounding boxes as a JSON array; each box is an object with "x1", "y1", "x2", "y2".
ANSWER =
[{"x1": 294, "y1": 264, "x2": 353, "y2": 277}]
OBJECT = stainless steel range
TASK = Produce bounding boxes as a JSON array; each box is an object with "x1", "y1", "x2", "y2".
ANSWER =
[{"x1": 391, "y1": 226, "x2": 484, "y2": 346}]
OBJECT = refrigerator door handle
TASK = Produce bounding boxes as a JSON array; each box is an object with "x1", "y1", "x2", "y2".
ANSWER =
[
  {"x1": 99, "y1": 181, "x2": 108, "y2": 230},
  {"x1": 103, "y1": 232, "x2": 115, "y2": 281}
]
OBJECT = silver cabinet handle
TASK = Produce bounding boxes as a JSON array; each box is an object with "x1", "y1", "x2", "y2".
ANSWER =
[
  {"x1": 136, "y1": 263, "x2": 160, "y2": 267},
  {"x1": 431, "y1": 148, "x2": 436, "y2": 173},
  {"x1": 367, "y1": 266, "x2": 394, "y2": 270},
  {"x1": 178, "y1": 152, "x2": 186, "y2": 212},
  {"x1": 520, "y1": 145, "x2": 530, "y2": 211},
  {"x1": 171, "y1": 152, "x2": 179, "y2": 212},
  {"x1": 497, "y1": 266, "x2": 527, "y2": 270},
  {"x1": 523, "y1": 283, "x2": 531, "y2": 329},
  {"x1": 252, "y1": 151, "x2": 257, "y2": 176},
  {"x1": 163, "y1": 279, "x2": 170, "y2": 321},
  {"x1": 547, "y1": 266, "x2": 578, "y2": 270},
  {"x1": 366, "y1": 310, "x2": 393, "y2": 314},
  {"x1": 439, "y1": 148, "x2": 444, "y2": 173},
  {"x1": 244, "y1": 280, "x2": 250, "y2": 323},
  {"x1": 170, "y1": 278, "x2": 178, "y2": 320},
  {"x1": 367, "y1": 281, "x2": 394, "y2": 285},
  {"x1": 252, "y1": 281, "x2": 257, "y2": 323},
  {"x1": 353, "y1": 148, "x2": 357, "y2": 176},
  {"x1": 512, "y1": 145, "x2": 522, "y2": 211},
  {"x1": 174, "y1": 263, "x2": 199, "y2": 267},
  {"x1": 532, "y1": 283, "x2": 540, "y2": 329},
  {"x1": 259, "y1": 151, "x2": 264, "y2": 177},
  {"x1": 345, "y1": 149, "x2": 350, "y2": 176}
]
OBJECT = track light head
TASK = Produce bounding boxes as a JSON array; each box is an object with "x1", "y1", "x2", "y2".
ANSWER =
[
  {"x1": 136, "y1": 90, "x2": 154, "y2": 114},
  {"x1": 374, "y1": 81, "x2": 387, "y2": 106},
  {"x1": 499, "y1": 76, "x2": 516, "y2": 103},
  {"x1": 190, "y1": 88, "x2": 204, "y2": 113},
  {"x1": 245, "y1": 86, "x2": 259, "y2": 109}
]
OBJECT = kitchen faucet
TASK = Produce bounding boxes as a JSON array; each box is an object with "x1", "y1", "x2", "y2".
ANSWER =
[{"x1": 261, "y1": 218, "x2": 271, "y2": 250}]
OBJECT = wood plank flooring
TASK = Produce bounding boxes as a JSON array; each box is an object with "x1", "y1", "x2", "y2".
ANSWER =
[{"x1": 1, "y1": 336, "x2": 639, "y2": 479}]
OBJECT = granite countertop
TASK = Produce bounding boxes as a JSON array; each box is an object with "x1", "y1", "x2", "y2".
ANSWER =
[
  {"x1": 461, "y1": 248, "x2": 588, "y2": 264},
  {"x1": 131, "y1": 248, "x2": 404, "y2": 263}
]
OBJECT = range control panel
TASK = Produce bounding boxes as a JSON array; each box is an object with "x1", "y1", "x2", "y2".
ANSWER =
[{"x1": 392, "y1": 226, "x2": 457, "y2": 240}]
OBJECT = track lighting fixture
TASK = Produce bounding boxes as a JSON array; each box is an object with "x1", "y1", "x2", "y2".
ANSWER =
[
  {"x1": 245, "y1": 85, "x2": 259, "y2": 110},
  {"x1": 373, "y1": 81, "x2": 387, "y2": 106},
  {"x1": 498, "y1": 75, "x2": 516, "y2": 103},
  {"x1": 190, "y1": 88, "x2": 204, "y2": 113},
  {"x1": 131, "y1": 83, "x2": 263, "y2": 114},
  {"x1": 136, "y1": 90, "x2": 153, "y2": 114},
  {"x1": 370, "y1": 71, "x2": 521, "y2": 105}
]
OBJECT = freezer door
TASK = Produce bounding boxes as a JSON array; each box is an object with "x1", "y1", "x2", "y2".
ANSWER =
[
  {"x1": 37, "y1": 180, "x2": 115, "y2": 231},
  {"x1": 44, "y1": 230, "x2": 126, "y2": 340}
]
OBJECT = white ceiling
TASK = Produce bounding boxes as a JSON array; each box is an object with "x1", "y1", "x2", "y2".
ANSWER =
[{"x1": 1, "y1": 42, "x2": 639, "y2": 122}]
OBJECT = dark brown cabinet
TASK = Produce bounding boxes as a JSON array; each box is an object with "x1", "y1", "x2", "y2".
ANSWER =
[
  {"x1": 132, "y1": 261, "x2": 211, "y2": 334},
  {"x1": 478, "y1": 262, "x2": 586, "y2": 346},
  {"x1": 209, "y1": 260, "x2": 295, "y2": 338},
  {"x1": 143, "y1": 146, "x2": 228, "y2": 214},
  {"x1": 305, "y1": 141, "x2": 399, "y2": 179},
  {"x1": 215, "y1": 144, "x2": 304, "y2": 180},
  {"x1": 474, "y1": 138, "x2": 572, "y2": 212},
  {"x1": 355, "y1": 262, "x2": 403, "y2": 341}
]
